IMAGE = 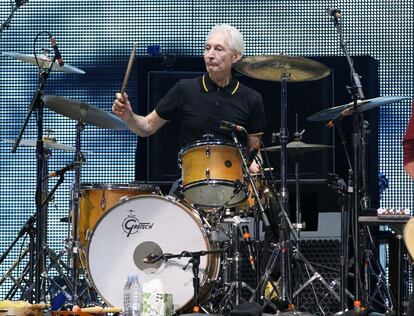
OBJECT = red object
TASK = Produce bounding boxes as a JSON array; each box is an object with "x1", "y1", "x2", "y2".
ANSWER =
[{"x1": 403, "y1": 99, "x2": 414, "y2": 166}]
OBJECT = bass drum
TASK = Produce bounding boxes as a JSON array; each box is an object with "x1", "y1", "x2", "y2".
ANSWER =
[{"x1": 87, "y1": 195, "x2": 219, "y2": 312}]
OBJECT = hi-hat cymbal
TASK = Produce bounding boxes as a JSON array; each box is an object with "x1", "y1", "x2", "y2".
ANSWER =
[
  {"x1": 2, "y1": 137, "x2": 76, "y2": 152},
  {"x1": 234, "y1": 55, "x2": 331, "y2": 82},
  {"x1": 42, "y1": 95, "x2": 127, "y2": 130},
  {"x1": 2, "y1": 52, "x2": 86, "y2": 74},
  {"x1": 307, "y1": 96, "x2": 410, "y2": 122},
  {"x1": 262, "y1": 140, "x2": 332, "y2": 155}
]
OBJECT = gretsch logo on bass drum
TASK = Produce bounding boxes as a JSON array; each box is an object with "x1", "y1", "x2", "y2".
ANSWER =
[{"x1": 122, "y1": 211, "x2": 154, "y2": 237}]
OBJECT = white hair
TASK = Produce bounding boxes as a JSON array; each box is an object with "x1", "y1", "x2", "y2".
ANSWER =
[{"x1": 206, "y1": 24, "x2": 245, "y2": 56}]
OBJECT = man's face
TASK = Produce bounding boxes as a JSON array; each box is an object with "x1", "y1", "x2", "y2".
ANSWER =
[{"x1": 204, "y1": 31, "x2": 241, "y2": 75}]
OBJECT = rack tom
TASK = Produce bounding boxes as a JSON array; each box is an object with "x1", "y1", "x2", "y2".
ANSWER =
[{"x1": 178, "y1": 139, "x2": 247, "y2": 208}]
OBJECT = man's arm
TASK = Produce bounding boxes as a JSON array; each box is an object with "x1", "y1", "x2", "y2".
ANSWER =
[{"x1": 112, "y1": 92, "x2": 167, "y2": 137}]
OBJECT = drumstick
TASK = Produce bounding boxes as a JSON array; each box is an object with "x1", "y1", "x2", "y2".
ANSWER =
[{"x1": 120, "y1": 43, "x2": 137, "y2": 95}]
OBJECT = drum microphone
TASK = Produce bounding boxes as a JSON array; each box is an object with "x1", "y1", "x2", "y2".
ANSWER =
[
  {"x1": 241, "y1": 225, "x2": 255, "y2": 271},
  {"x1": 327, "y1": 8, "x2": 342, "y2": 19},
  {"x1": 143, "y1": 253, "x2": 159, "y2": 263},
  {"x1": 50, "y1": 36, "x2": 64, "y2": 66},
  {"x1": 220, "y1": 120, "x2": 247, "y2": 134},
  {"x1": 46, "y1": 162, "x2": 75, "y2": 178}
]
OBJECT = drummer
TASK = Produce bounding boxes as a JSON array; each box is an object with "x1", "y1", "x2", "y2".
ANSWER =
[{"x1": 112, "y1": 23, "x2": 265, "y2": 173}]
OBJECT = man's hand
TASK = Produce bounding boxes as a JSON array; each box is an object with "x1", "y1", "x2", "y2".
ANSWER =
[{"x1": 112, "y1": 92, "x2": 134, "y2": 122}]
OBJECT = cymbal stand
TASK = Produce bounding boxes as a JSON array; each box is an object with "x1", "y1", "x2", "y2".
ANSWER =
[
  {"x1": 273, "y1": 70, "x2": 292, "y2": 303},
  {"x1": 331, "y1": 10, "x2": 365, "y2": 310},
  {"x1": 10, "y1": 35, "x2": 58, "y2": 301}
]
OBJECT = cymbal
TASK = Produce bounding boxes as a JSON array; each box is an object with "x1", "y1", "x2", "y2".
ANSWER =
[
  {"x1": 2, "y1": 52, "x2": 86, "y2": 74},
  {"x1": 307, "y1": 96, "x2": 410, "y2": 122},
  {"x1": 42, "y1": 95, "x2": 127, "y2": 130},
  {"x1": 2, "y1": 137, "x2": 76, "y2": 152},
  {"x1": 234, "y1": 55, "x2": 331, "y2": 82},
  {"x1": 262, "y1": 140, "x2": 332, "y2": 155}
]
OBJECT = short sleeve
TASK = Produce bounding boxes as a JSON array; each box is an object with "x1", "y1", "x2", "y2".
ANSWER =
[
  {"x1": 155, "y1": 81, "x2": 183, "y2": 121},
  {"x1": 247, "y1": 93, "x2": 266, "y2": 135}
]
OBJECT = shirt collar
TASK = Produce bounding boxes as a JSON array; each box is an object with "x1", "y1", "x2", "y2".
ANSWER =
[{"x1": 200, "y1": 74, "x2": 240, "y2": 95}]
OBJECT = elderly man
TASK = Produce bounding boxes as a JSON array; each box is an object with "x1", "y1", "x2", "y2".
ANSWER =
[{"x1": 112, "y1": 24, "x2": 265, "y2": 173}]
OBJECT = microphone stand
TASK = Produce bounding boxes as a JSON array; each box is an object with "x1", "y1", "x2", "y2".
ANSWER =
[
  {"x1": 230, "y1": 130, "x2": 271, "y2": 300},
  {"x1": 0, "y1": 2, "x2": 22, "y2": 38},
  {"x1": 332, "y1": 11, "x2": 365, "y2": 311},
  {"x1": 10, "y1": 52, "x2": 56, "y2": 302},
  {"x1": 144, "y1": 248, "x2": 227, "y2": 312}
]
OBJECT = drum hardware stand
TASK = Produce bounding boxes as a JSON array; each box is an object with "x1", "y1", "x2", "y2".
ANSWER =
[
  {"x1": 230, "y1": 130, "x2": 271, "y2": 292},
  {"x1": 0, "y1": 0, "x2": 27, "y2": 37},
  {"x1": 8, "y1": 35, "x2": 61, "y2": 302},
  {"x1": 218, "y1": 216, "x2": 257, "y2": 312},
  {"x1": 330, "y1": 10, "x2": 367, "y2": 312},
  {"x1": 0, "y1": 154, "x2": 71, "y2": 300}
]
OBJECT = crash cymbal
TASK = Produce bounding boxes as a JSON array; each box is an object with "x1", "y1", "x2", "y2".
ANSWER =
[
  {"x1": 307, "y1": 96, "x2": 410, "y2": 122},
  {"x1": 42, "y1": 95, "x2": 126, "y2": 130},
  {"x1": 234, "y1": 55, "x2": 331, "y2": 82},
  {"x1": 2, "y1": 52, "x2": 85, "y2": 74},
  {"x1": 262, "y1": 140, "x2": 332, "y2": 155},
  {"x1": 2, "y1": 137, "x2": 76, "y2": 152}
]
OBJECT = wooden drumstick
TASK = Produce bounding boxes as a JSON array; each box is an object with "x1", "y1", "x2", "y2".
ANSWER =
[{"x1": 120, "y1": 43, "x2": 137, "y2": 95}]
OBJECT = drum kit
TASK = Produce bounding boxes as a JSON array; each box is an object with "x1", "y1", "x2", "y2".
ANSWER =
[{"x1": 1, "y1": 38, "x2": 409, "y2": 316}]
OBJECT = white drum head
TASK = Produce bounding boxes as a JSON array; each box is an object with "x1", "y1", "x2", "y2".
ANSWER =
[{"x1": 87, "y1": 195, "x2": 216, "y2": 311}]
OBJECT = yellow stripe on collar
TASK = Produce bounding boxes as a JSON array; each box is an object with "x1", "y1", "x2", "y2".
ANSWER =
[
  {"x1": 202, "y1": 75, "x2": 209, "y2": 92},
  {"x1": 231, "y1": 81, "x2": 240, "y2": 95}
]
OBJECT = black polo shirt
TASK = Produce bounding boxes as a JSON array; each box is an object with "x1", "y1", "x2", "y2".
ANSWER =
[{"x1": 155, "y1": 74, "x2": 265, "y2": 148}]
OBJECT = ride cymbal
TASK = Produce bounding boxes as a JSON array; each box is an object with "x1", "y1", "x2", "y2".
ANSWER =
[
  {"x1": 307, "y1": 96, "x2": 410, "y2": 122},
  {"x1": 262, "y1": 140, "x2": 332, "y2": 155},
  {"x1": 42, "y1": 95, "x2": 126, "y2": 130},
  {"x1": 234, "y1": 55, "x2": 331, "y2": 82},
  {"x1": 2, "y1": 52, "x2": 85, "y2": 74}
]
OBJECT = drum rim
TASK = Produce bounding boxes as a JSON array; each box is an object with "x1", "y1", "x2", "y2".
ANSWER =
[
  {"x1": 85, "y1": 194, "x2": 220, "y2": 310},
  {"x1": 80, "y1": 182, "x2": 160, "y2": 191},
  {"x1": 178, "y1": 139, "x2": 238, "y2": 157}
]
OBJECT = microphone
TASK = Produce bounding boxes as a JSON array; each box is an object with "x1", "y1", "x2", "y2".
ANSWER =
[
  {"x1": 49, "y1": 36, "x2": 64, "y2": 66},
  {"x1": 241, "y1": 225, "x2": 255, "y2": 271},
  {"x1": 143, "y1": 253, "x2": 159, "y2": 263},
  {"x1": 46, "y1": 162, "x2": 75, "y2": 178},
  {"x1": 328, "y1": 8, "x2": 342, "y2": 19},
  {"x1": 220, "y1": 120, "x2": 247, "y2": 134},
  {"x1": 246, "y1": 143, "x2": 260, "y2": 167}
]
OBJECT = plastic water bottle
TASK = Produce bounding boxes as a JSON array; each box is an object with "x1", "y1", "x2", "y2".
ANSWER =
[
  {"x1": 123, "y1": 275, "x2": 132, "y2": 316},
  {"x1": 130, "y1": 274, "x2": 142, "y2": 316}
]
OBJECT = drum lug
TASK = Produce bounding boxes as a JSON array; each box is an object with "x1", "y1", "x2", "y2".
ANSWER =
[
  {"x1": 100, "y1": 192, "x2": 106, "y2": 210},
  {"x1": 206, "y1": 146, "x2": 210, "y2": 158},
  {"x1": 206, "y1": 168, "x2": 210, "y2": 179}
]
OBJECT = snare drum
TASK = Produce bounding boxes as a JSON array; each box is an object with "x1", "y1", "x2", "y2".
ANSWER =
[
  {"x1": 87, "y1": 195, "x2": 220, "y2": 312},
  {"x1": 178, "y1": 139, "x2": 247, "y2": 208},
  {"x1": 79, "y1": 183, "x2": 160, "y2": 245}
]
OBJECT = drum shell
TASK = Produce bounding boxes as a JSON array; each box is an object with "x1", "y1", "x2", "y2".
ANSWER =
[
  {"x1": 179, "y1": 141, "x2": 246, "y2": 208},
  {"x1": 78, "y1": 183, "x2": 160, "y2": 246},
  {"x1": 181, "y1": 144, "x2": 243, "y2": 186}
]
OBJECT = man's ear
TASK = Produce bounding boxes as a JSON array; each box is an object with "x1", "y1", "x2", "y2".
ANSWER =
[{"x1": 232, "y1": 53, "x2": 242, "y2": 64}]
